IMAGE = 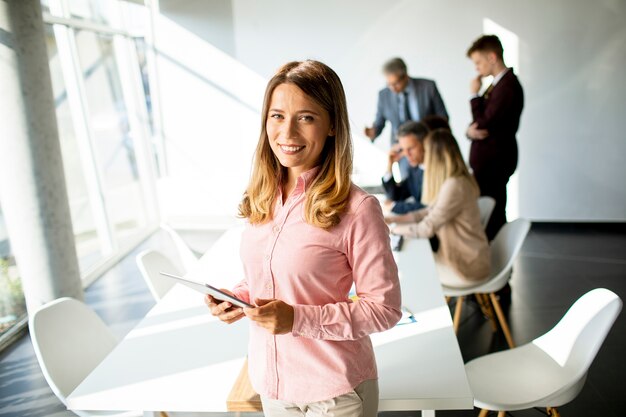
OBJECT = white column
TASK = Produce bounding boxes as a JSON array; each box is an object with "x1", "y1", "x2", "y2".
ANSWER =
[{"x1": 0, "y1": 0, "x2": 83, "y2": 313}]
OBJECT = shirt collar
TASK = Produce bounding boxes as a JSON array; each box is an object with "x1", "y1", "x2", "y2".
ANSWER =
[
  {"x1": 399, "y1": 78, "x2": 414, "y2": 96},
  {"x1": 278, "y1": 166, "x2": 321, "y2": 204},
  {"x1": 492, "y1": 68, "x2": 510, "y2": 86},
  {"x1": 293, "y1": 166, "x2": 321, "y2": 194}
]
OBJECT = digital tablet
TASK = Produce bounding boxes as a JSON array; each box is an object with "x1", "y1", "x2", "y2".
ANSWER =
[{"x1": 159, "y1": 272, "x2": 253, "y2": 308}]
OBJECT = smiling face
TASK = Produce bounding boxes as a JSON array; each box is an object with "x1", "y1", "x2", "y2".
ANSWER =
[{"x1": 266, "y1": 83, "x2": 334, "y2": 181}]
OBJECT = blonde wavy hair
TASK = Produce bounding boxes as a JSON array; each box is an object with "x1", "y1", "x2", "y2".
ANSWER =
[
  {"x1": 422, "y1": 129, "x2": 479, "y2": 204},
  {"x1": 238, "y1": 60, "x2": 353, "y2": 229}
]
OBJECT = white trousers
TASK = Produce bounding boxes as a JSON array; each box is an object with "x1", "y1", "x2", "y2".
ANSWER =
[{"x1": 260, "y1": 379, "x2": 379, "y2": 417}]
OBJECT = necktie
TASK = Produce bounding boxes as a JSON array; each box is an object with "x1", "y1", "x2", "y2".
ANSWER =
[
  {"x1": 399, "y1": 91, "x2": 411, "y2": 123},
  {"x1": 483, "y1": 84, "x2": 494, "y2": 99}
]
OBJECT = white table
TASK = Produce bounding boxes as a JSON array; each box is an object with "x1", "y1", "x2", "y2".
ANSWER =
[
  {"x1": 375, "y1": 238, "x2": 472, "y2": 414},
  {"x1": 67, "y1": 232, "x2": 472, "y2": 416}
]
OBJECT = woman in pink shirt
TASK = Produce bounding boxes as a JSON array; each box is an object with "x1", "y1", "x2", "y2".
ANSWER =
[{"x1": 205, "y1": 60, "x2": 402, "y2": 417}]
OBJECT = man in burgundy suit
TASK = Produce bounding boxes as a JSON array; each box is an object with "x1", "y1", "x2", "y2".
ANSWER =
[{"x1": 466, "y1": 35, "x2": 524, "y2": 241}]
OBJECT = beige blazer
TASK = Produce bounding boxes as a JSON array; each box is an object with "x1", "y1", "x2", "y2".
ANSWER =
[{"x1": 406, "y1": 177, "x2": 491, "y2": 282}]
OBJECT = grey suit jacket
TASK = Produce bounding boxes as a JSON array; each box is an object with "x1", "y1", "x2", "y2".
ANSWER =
[{"x1": 373, "y1": 77, "x2": 448, "y2": 144}]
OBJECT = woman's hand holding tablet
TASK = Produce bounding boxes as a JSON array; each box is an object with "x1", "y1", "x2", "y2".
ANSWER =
[
  {"x1": 159, "y1": 272, "x2": 252, "y2": 308},
  {"x1": 159, "y1": 272, "x2": 252, "y2": 324},
  {"x1": 204, "y1": 293, "x2": 247, "y2": 324}
]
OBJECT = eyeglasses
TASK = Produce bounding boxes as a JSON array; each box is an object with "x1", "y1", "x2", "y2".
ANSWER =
[{"x1": 387, "y1": 74, "x2": 408, "y2": 90}]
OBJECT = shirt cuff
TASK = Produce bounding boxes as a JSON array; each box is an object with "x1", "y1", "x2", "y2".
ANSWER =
[{"x1": 292, "y1": 304, "x2": 322, "y2": 338}]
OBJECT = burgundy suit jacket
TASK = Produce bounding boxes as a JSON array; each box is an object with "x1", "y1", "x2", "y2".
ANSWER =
[{"x1": 469, "y1": 69, "x2": 524, "y2": 177}]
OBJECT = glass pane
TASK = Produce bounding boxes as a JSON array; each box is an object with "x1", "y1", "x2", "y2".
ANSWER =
[
  {"x1": 133, "y1": 37, "x2": 163, "y2": 177},
  {"x1": 41, "y1": 0, "x2": 50, "y2": 13},
  {"x1": 120, "y1": 0, "x2": 149, "y2": 33},
  {"x1": 45, "y1": 25, "x2": 103, "y2": 272},
  {"x1": 74, "y1": 30, "x2": 149, "y2": 247},
  {"x1": 67, "y1": 0, "x2": 118, "y2": 28},
  {"x1": 122, "y1": 3, "x2": 162, "y2": 176},
  {"x1": 0, "y1": 205, "x2": 26, "y2": 338},
  {"x1": 134, "y1": 38, "x2": 154, "y2": 136}
]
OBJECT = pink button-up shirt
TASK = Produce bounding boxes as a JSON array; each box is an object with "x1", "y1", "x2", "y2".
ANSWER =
[{"x1": 232, "y1": 167, "x2": 402, "y2": 403}]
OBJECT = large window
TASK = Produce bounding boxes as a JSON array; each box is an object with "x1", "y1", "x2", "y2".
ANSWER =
[
  {"x1": 75, "y1": 30, "x2": 150, "y2": 248},
  {"x1": 0, "y1": 0, "x2": 159, "y2": 350},
  {"x1": 46, "y1": 26, "x2": 104, "y2": 271},
  {"x1": 44, "y1": 0, "x2": 158, "y2": 275}
]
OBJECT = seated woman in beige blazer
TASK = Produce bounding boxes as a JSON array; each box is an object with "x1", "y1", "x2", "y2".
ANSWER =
[{"x1": 387, "y1": 129, "x2": 490, "y2": 288}]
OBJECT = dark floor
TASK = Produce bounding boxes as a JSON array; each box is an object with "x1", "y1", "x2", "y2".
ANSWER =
[{"x1": 0, "y1": 224, "x2": 624, "y2": 417}]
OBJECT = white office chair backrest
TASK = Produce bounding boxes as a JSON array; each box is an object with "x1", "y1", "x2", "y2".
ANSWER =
[
  {"x1": 160, "y1": 223, "x2": 198, "y2": 273},
  {"x1": 489, "y1": 218, "x2": 531, "y2": 280},
  {"x1": 136, "y1": 249, "x2": 181, "y2": 300},
  {"x1": 29, "y1": 298, "x2": 117, "y2": 404},
  {"x1": 533, "y1": 288, "x2": 622, "y2": 376},
  {"x1": 477, "y1": 196, "x2": 496, "y2": 230}
]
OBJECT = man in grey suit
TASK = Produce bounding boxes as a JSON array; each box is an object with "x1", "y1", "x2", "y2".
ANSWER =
[{"x1": 365, "y1": 58, "x2": 449, "y2": 146}]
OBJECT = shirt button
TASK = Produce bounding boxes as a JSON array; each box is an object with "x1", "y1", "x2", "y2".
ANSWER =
[
  {"x1": 272, "y1": 225, "x2": 280, "y2": 234},
  {"x1": 264, "y1": 254, "x2": 270, "y2": 261}
]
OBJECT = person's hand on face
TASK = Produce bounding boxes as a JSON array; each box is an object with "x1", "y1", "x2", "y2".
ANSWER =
[
  {"x1": 388, "y1": 143, "x2": 403, "y2": 164},
  {"x1": 244, "y1": 298, "x2": 294, "y2": 335},
  {"x1": 470, "y1": 74, "x2": 483, "y2": 95},
  {"x1": 469, "y1": 51, "x2": 495, "y2": 91}
]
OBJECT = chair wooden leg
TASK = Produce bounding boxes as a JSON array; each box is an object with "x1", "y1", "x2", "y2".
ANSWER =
[
  {"x1": 547, "y1": 407, "x2": 561, "y2": 417},
  {"x1": 474, "y1": 293, "x2": 488, "y2": 314},
  {"x1": 477, "y1": 409, "x2": 489, "y2": 417},
  {"x1": 159, "y1": 412, "x2": 169, "y2": 417},
  {"x1": 489, "y1": 292, "x2": 515, "y2": 348},
  {"x1": 453, "y1": 296, "x2": 464, "y2": 332},
  {"x1": 497, "y1": 412, "x2": 506, "y2": 417},
  {"x1": 476, "y1": 293, "x2": 498, "y2": 331},
  {"x1": 445, "y1": 296, "x2": 450, "y2": 303},
  {"x1": 485, "y1": 294, "x2": 500, "y2": 332}
]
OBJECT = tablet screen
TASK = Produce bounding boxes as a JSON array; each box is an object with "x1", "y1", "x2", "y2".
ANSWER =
[{"x1": 159, "y1": 272, "x2": 253, "y2": 308}]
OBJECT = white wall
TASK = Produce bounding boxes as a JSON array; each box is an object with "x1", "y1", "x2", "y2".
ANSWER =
[{"x1": 156, "y1": 0, "x2": 626, "y2": 223}]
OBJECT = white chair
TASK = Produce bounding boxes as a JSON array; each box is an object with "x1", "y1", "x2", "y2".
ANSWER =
[
  {"x1": 29, "y1": 297, "x2": 142, "y2": 417},
  {"x1": 160, "y1": 223, "x2": 199, "y2": 273},
  {"x1": 477, "y1": 196, "x2": 496, "y2": 230},
  {"x1": 466, "y1": 288, "x2": 622, "y2": 417},
  {"x1": 136, "y1": 249, "x2": 182, "y2": 301},
  {"x1": 443, "y1": 218, "x2": 531, "y2": 348}
]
